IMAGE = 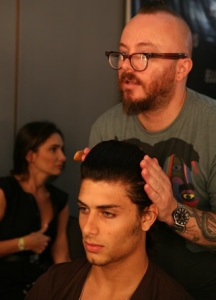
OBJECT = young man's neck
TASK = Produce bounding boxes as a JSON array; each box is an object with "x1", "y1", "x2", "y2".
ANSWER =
[{"x1": 81, "y1": 254, "x2": 149, "y2": 300}]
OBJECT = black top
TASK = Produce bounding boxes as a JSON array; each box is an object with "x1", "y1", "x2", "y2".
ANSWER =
[
  {"x1": 0, "y1": 176, "x2": 68, "y2": 299},
  {"x1": 25, "y1": 258, "x2": 193, "y2": 300}
]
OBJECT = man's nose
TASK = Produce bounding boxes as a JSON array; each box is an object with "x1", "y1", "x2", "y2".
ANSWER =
[
  {"x1": 81, "y1": 214, "x2": 99, "y2": 236},
  {"x1": 121, "y1": 57, "x2": 133, "y2": 71}
]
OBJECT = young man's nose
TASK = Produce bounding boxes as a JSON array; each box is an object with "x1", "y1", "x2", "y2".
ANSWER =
[{"x1": 82, "y1": 214, "x2": 99, "y2": 236}]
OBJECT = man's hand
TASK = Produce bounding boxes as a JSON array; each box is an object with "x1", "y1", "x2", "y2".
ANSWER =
[
  {"x1": 82, "y1": 147, "x2": 90, "y2": 161},
  {"x1": 73, "y1": 147, "x2": 90, "y2": 161},
  {"x1": 140, "y1": 155, "x2": 177, "y2": 225}
]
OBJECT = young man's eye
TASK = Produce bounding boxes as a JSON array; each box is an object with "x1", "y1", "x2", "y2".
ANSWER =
[
  {"x1": 102, "y1": 211, "x2": 115, "y2": 218},
  {"x1": 78, "y1": 206, "x2": 89, "y2": 214}
]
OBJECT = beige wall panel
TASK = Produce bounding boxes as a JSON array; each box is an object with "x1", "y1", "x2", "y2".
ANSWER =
[
  {"x1": 0, "y1": 1, "x2": 16, "y2": 176},
  {"x1": 17, "y1": 0, "x2": 124, "y2": 215}
]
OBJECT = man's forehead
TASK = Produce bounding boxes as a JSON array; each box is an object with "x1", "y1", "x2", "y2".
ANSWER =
[
  {"x1": 124, "y1": 12, "x2": 180, "y2": 36},
  {"x1": 78, "y1": 179, "x2": 132, "y2": 207},
  {"x1": 121, "y1": 12, "x2": 183, "y2": 52}
]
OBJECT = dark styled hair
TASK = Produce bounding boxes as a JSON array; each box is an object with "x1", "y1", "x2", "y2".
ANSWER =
[
  {"x1": 81, "y1": 140, "x2": 151, "y2": 214},
  {"x1": 11, "y1": 121, "x2": 64, "y2": 176},
  {"x1": 138, "y1": 0, "x2": 178, "y2": 15},
  {"x1": 81, "y1": 140, "x2": 156, "y2": 253}
]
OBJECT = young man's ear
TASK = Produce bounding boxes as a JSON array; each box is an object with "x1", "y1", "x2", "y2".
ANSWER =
[{"x1": 141, "y1": 204, "x2": 158, "y2": 231}]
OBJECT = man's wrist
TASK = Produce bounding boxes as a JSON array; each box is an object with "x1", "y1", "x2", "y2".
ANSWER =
[{"x1": 170, "y1": 202, "x2": 190, "y2": 233}]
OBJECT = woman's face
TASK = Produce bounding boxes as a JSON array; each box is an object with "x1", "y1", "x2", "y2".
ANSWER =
[{"x1": 27, "y1": 133, "x2": 66, "y2": 177}]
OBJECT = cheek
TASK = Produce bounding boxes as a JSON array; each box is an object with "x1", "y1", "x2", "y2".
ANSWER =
[
  {"x1": 109, "y1": 222, "x2": 140, "y2": 244},
  {"x1": 79, "y1": 216, "x2": 85, "y2": 230},
  {"x1": 40, "y1": 154, "x2": 53, "y2": 163},
  {"x1": 35, "y1": 154, "x2": 54, "y2": 169}
]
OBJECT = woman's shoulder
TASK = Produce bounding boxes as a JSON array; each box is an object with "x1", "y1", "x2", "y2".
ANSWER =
[
  {"x1": 47, "y1": 183, "x2": 68, "y2": 198},
  {"x1": 0, "y1": 176, "x2": 19, "y2": 192}
]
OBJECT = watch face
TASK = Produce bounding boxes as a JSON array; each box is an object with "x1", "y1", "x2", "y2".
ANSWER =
[{"x1": 174, "y1": 206, "x2": 189, "y2": 226}]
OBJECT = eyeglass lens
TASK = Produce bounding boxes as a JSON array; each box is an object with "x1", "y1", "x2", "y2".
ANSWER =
[{"x1": 109, "y1": 53, "x2": 148, "y2": 71}]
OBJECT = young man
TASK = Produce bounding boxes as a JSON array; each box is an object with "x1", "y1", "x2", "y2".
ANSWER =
[
  {"x1": 25, "y1": 140, "x2": 192, "y2": 299},
  {"x1": 88, "y1": 2, "x2": 216, "y2": 299}
]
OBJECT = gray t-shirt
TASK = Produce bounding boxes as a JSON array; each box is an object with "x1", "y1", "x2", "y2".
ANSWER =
[
  {"x1": 90, "y1": 88, "x2": 216, "y2": 213},
  {"x1": 89, "y1": 88, "x2": 216, "y2": 298}
]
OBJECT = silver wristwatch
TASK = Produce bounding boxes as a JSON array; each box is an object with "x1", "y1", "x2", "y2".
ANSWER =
[{"x1": 170, "y1": 202, "x2": 189, "y2": 233}]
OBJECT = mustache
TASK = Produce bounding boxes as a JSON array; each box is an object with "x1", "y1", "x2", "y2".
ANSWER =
[{"x1": 120, "y1": 72, "x2": 141, "y2": 85}]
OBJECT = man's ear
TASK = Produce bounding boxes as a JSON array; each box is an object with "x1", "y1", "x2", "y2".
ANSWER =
[
  {"x1": 141, "y1": 204, "x2": 158, "y2": 232},
  {"x1": 176, "y1": 58, "x2": 193, "y2": 81}
]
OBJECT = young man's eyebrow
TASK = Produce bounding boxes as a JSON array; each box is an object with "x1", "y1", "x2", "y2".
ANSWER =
[
  {"x1": 77, "y1": 199, "x2": 121, "y2": 210},
  {"x1": 77, "y1": 199, "x2": 87, "y2": 206}
]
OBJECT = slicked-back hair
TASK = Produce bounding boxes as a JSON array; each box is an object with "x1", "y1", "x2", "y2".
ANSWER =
[
  {"x1": 81, "y1": 140, "x2": 156, "y2": 253},
  {"x1": 81, "y1": 140, "x2": 151, "y2": 214}
]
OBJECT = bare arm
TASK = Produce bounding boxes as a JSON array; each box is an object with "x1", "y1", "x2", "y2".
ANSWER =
[
  {"x1": 182, "y1": 207, "x2": 216, "y2": 249},
  {"x1": 140, "y1": 155, "x2": 216, "y2": 250},
  {"x1": 51, "y1": 204, "x2": 71, "y2": 263}
]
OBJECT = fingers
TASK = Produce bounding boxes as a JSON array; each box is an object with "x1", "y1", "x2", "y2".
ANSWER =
[
  {"x1": 35, "y1": 239, "x2": 49, "y2": 254},
  {"x1": 73, "y1": 147, "x2": 91, "y2": 161},
  {"x1": 26, "y1": 228, "x2": 51, "y2": 254},
  {"x1": 73, "y1": 150, "x2": 84, "y2": 161},
  {"x1": 35, "y1": 232, "x2": 51, "y2": 254},
  {"x1": 140, "y1": 155, "x2": 176, "y2": 223},
  {"x1": 141, "y1": 155, "x2": 166, "y2": 192},
  {"x1": 82, "y1": 147, "x2": 91, "y2": 161}
]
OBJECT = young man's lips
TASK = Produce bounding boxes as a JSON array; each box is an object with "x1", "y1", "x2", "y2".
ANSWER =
[{"x1": 84, "y1": 241, "x2": 104, "y2": 253}]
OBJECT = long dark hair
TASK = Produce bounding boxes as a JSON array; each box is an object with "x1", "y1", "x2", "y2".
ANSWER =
[{"x1": 11, "y1": 121, "x2": 64, "y2": 177}]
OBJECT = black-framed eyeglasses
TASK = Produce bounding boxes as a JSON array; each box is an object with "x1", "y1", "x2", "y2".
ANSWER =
[{"x1": 105, "y1": 51, "x2": 188, "y2": 72}]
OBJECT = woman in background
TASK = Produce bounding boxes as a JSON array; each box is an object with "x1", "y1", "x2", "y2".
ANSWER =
[{"x1": 0, "y1": 121, "x2": 71, "y2": 299}]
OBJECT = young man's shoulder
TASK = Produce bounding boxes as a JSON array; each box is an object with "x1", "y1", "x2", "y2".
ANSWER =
[
  {"x1": 47, "y1": 258, "x2": 89, "y2": 277},
  {"x1": 133, "y1": 261, "x2": 193, "y2": 299},
  {"x1": 25, "y1": 258, "x2": 90, "y2": 299}
]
